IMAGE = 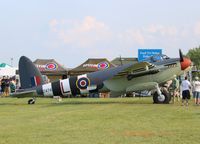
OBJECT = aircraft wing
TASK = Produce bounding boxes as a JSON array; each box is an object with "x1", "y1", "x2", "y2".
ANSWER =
[
  {"x1": 114, "y1": 62, "x2": 156, "y2": 78},
  {"x1": 87, "y1": 61, "x2": 157, "y2": 87}
]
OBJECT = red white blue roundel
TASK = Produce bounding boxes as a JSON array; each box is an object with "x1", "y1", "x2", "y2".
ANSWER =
[
  {"x1": 97, "y1": 62, "x2": 109, "y2": 69},
  {"x1": 45, "y1": 63, "x2": 58, "y2": 70},
  {"x1": 76, "y1": 77, "x2": 90, "y2": 90}
]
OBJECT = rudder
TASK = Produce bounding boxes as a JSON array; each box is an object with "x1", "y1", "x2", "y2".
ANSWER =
[{"x1": 19, "y1": 56, "x2": 45, "y2": 89}]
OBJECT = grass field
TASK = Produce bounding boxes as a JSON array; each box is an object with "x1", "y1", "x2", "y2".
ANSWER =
[{"x1": 0, "y1": 97, "x2": 200, "y2": 144}]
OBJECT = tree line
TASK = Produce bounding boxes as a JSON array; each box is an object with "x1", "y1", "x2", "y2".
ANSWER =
[{"x1": 186, "y1": 46, "x2": 200, "y2": 69}]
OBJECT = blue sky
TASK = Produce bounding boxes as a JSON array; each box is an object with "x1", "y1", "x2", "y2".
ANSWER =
[{"x1": 1, "y1": 0, "x2": 200, "y2": 67}]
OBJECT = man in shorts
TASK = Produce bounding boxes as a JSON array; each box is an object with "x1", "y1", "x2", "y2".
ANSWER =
[
  {"x1": 192, "y1": 76, "x2": 200, "y2": 105},
  {"x1": 181, "y1": 76, "x2": 191, "y2": 106}
]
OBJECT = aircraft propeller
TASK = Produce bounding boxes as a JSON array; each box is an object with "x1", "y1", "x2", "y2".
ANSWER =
[
  {"x1": 179, "y1": 49, "x2": 191, "y2": 70},
  {"x1": 179, "y1": 49, "x2": 184, "y2": 62}
]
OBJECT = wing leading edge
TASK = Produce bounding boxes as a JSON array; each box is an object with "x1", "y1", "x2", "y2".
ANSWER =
[{"x1": 113, "y1": 62, "x2": 157, "y2": 79}]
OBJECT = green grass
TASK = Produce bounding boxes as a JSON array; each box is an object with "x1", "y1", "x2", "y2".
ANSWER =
[{"x1": 0, "y1": 97, "x2": 200, "y2": 144}]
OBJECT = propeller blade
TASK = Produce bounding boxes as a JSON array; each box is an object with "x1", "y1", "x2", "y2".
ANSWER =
[{"x1": 179, "y1": 49, "x2": 184, "y2": 62}]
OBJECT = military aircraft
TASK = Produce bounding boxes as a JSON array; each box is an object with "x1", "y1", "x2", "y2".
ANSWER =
[{"x1": 12, "y1": 50, "x2": 191, "y2": 104}]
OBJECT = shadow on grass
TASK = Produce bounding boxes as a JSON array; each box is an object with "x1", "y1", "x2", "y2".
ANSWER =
[
  {"x1": 0, "y1": 97, "x2": 155, "y2": 106},
  {"x1": 43, "y1": 98, "x2": 155, "y2": 107},
  {"x1": 0, "y1": 102, "x2": 30, "y2": 106}
]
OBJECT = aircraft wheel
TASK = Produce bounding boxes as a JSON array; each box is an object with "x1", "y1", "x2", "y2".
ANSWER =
[
  {"x1": 127, "y1": 75, "x2": 133, "y2": 81},
  {"x1": 28, "y1": 98, "x2": 35, "y2": 104},
  {"x1": 153, "y1": 89, "x2": 171, "y2": 104}
]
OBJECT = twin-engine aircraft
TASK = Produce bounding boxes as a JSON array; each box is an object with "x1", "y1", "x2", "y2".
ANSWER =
[{"x1": 12, "y1": 50, "x2": 191, "y2": 104}]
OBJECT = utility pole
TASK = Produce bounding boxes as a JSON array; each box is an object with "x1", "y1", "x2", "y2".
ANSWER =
[{"x1": 10, "y1": 57, "x2": 13, "y2": 67}]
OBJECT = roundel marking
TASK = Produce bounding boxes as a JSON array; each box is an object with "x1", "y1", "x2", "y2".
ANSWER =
[
  {"x1": 46, "y1": 63, "x2": 58, "y2": 70},
  {"x1": 76, "y1": 77, "x2": 90, "y2": 90},
  {"x1": 97, "y1": 62, "x2": 109, "y2": 69}
]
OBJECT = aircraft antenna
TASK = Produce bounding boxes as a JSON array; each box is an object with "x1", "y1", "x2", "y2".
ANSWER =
[{"x1": 119, "y1": 55, "x2": 123, "y2": 66}]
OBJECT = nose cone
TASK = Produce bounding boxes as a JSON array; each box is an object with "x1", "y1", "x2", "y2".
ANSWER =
[{"x1": 181, "y1": 57, "x2": 191, "y2": 70}]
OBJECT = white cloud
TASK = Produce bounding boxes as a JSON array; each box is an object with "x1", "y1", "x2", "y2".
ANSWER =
[
  {"x1": 49, "y1": 16, "x2": 112, "y2": 48},
  {"x1": 194, "y1": 21, "x2": 200, "y2": 36},
  {"x1": 118, "y1": 25, "x2": 178, "y2": 48},
  {"x1": 75, "y1": 16, "x2": 106, "y2": 32},
  {"x1": 180, "y1": 28, "x2": 189, "y2": 38},
  {"x1": 124, "y1": 29, "x2": 145, "y2": 45},
  {"x1": 49, "y1": 19, "x2": 58, "y2": 32},
  {"x1": 145, "y1": 24, "x2": 178, "y2": 36},
  {"x1": 48, "y1": 17, "x2": 200, "y2": 59},
  {"x1": 146, "y1": 24, "x2": 158, "y2": 33}
]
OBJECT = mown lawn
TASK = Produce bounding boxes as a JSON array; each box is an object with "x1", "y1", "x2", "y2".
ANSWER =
[{"x1": 0, "y1": 97, "x2": 200, "y2": 144}]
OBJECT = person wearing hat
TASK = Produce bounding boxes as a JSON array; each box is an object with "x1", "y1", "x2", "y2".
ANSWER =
[
  {"x1": 193, "y1": 76, "x2": 200, "y2": 105},
  {"x1": 171, "y1": 77, "x2": 180, "y2": 103}
]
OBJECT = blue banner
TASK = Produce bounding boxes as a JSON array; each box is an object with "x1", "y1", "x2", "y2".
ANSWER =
[{"x1": 138, "y1": 49, "x2": 162, "y2": 62}]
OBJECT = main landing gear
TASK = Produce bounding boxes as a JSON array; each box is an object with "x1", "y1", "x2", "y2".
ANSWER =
[{"x1": 153, "y1": 84, "x2": 171, "y2": 104}]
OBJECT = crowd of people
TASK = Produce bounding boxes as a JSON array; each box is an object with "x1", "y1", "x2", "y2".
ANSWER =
[
  {"x1": 168, "y1": 76, "x2": 200, "y2": 106},
  {"x1": 178, "y1": 76, "x2": 200, "y2": 106},
  {"x1": 0, "y1": 76, "x2": 18, "y2": 96}
]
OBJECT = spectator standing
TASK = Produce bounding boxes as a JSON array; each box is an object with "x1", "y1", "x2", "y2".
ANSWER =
[
  {"x1": 0, "y1": 78, "x2": 2, "y2": 95},
  {"x1": 171, "y1": 77, "x2": 180, "y2": 103},
  {"x1": 4, "y1": 76, "x2": 10, "y2": 96},
  {"x1": 192, "y1": 76, "x2": 200, "y2": 105},
  {"x1": 15, "y1": 79, "x2": 20, "y2": 90},
  {"x1": 192, "y1": 79, "x2": 196, "y2": 103},
  {"x1": 10, "y1": 79, "x2": 16, "y2": 93},
  {"x1": 1, "y1": 76, "x2": 6, "y2": 96},
  {"x1": 181, "y1": 76, "x2": 191, "y2": 106}
]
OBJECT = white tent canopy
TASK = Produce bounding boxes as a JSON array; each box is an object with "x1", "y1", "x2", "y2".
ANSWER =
[{"x1": 0, "y1": 63, "x2": 17, "y2": 77}]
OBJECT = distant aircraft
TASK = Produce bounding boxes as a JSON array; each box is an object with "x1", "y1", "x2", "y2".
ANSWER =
[{"x1": 12, "y1": 50, "x2": 191, "y2": 104}]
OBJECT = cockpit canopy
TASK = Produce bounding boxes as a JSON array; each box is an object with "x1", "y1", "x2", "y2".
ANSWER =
[{"x1": 143, "y1": 54, "x2": 170, "y2": 63}]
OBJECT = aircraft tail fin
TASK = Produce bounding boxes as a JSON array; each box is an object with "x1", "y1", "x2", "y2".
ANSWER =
[{"x1": 19, "y1": 56, "x2": 45, "y2": 89}]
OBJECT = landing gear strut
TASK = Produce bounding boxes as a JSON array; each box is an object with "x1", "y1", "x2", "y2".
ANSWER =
[
  {"x1": 28, "y1": 98, "x2": 36, "y2": 104},
  {"x1": 153, "y1": 84, "x2": 171, "y2": 104}
]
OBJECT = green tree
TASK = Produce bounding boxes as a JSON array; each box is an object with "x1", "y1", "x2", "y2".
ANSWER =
[{"x1": 187, "y1": 46, "x2": 200, "y2": 69}]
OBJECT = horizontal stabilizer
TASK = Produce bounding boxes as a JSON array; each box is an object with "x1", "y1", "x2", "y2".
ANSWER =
[{"x1": 10, "y1": 90, "x2": 36, "y2": 98}]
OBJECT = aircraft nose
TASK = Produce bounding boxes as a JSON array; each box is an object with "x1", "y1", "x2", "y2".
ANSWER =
[{"x1": 181, "y1": 57, "x2": 191, "y2": 70}]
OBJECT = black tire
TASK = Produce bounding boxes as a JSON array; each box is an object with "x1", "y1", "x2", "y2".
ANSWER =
[
  {"x1": 127, "y1": 75, "x2": 133, "y2": 81},
  {"x1": 28, "y1": 99, "x2": 35, "y2": 104},
  {"x1": 153, "y1": 89, "x2": 171, "y2": 104}
]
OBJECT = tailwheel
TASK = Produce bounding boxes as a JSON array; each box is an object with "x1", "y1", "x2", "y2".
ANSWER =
[
  {"x1": 28, "y1": 98, "x2": 35, "y2": 104},
  {"x1": 153, "y1": 89, "x2": 171, "y2": 104}
]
